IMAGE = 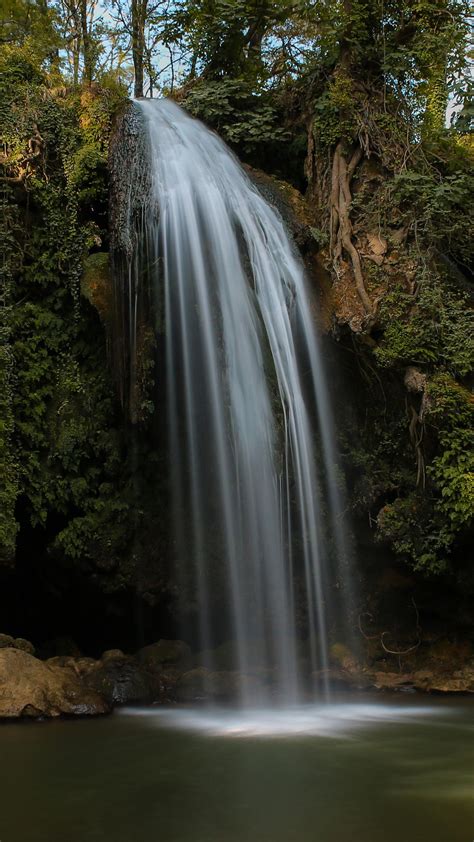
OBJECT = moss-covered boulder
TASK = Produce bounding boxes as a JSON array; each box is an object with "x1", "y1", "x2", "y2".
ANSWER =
[
  {"x1": 0, "y1": 649, "x2": 110, "y2": 718},
  {"x1": 83, "y1": 653, "x2": 160, "y2": 705},
  {"x1": 175, "y1": 668, "x2": 264, "y2": 702},
  {"x1": 0, "y1": 634, "x2": 35, "y2": 655},
  {"x1": 137, "y1": 639, "x2": 192, "y2": 671},
  {"x1": 81, "y1": 252, "x2": 111, "y2": 323}
]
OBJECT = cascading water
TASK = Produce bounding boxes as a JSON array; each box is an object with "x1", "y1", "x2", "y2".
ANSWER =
[{"x1": 114, "y1": 98, "x2": 353, "y2": 705}]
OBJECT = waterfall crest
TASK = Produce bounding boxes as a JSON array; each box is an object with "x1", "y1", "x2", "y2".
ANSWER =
[{"x1": 126, "y1": 99, "x2": 351, "y2": 703}]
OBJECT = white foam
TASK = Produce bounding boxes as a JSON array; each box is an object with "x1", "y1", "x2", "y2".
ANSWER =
[{"x1": 118, "y1": 703, "x2": 447, "y2": 739}]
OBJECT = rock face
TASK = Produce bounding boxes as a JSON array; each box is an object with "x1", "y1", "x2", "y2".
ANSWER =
[
  {"x1": 2, "y1": 633, "x2": 472, "y2": 720},
  {"x1": 244, "y1": 166, "x2": 316, "y2": 252},
  {"x1": 0, "y1": 649, "x2": 110, "y2": 719},
  {"x1": 46, "y1": 645, "x2": 187, "y2": 706}
]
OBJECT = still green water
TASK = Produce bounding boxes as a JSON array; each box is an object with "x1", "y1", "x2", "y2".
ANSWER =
[{"x1": 1, "y1": 697, "x2": 473, "y2": 842}]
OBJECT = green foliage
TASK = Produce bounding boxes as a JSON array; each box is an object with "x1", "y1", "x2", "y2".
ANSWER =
[
  {"x1": 0, "y1": 0, "x2": 61, "y2": 72},
  {"x1": 1, "y1": 0, "x2": 472, "y2": 602},
  {"x1": 0, "y1": 57, "x2": 136, "y2": 583},
  {"x1": 0, "y1": 198, "x2": 19, "y2": 564},
  {"x1": 377, "y1": 495, "x2": 452, "y2": 575},
  {"x1": 311, "y1": 68, "x2": 356, "y2": 149},
  {"x1": 374, "y1": 272, "x2": 474, "y2": 377},
  {"x1": 367, "y1": 268, "x2": 473, "y2": 574},
  {"x1": 389, "y1": 168, "x2": 474, "y2": 265},
  {"x1": 173, "y1": 0, "x2": 303, "y2": 82},
  {"x1": 376, "y1": 376, "x2": 473, "y2": 575},
  {"x1": 183, "y1": 78, "x2": 289, "y2": 152},
  {"x1": 427, "y1": 375, "x2": 474, "y2": 535}
]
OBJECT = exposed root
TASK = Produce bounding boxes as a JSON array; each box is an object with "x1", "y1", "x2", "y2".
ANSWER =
[
  {"x1": 359, "y1": 598, "x2": 422, "y2": 656},
  {"x1": 358, "y1": 611, "x2": 379, "y2": 640},
  {"x1": 330, "y1": 142, "x2": 373, "y2": 315},
  {"x1": 408, "y1": 405, "x2": 426, "y2": 489},
  {"x1": 404, "y1": 368, "x2": 429, "y2": 489},
  {"x1": 380, "y1": 633, "x2": 420, "y2": 656}
]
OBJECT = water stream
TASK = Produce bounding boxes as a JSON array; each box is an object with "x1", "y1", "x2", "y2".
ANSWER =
[{"x1": 131, "y1": 99, "x2": 351, "y2": 702}]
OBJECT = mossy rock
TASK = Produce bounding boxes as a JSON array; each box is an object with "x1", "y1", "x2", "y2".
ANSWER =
[
  {"x1": 13, "y1": 637, "x2": 35, "y2": 655},
  {"x1": 176, "y1": 668, "x2": 262, "y2": 701},
  {"x1": 0, "y1": 634, "x2": 35, "y2": 655},
  {"x1": 137, "y1": 639, "x2": 192, "y2": 672},
  {"x1": 175, "y1": 668, "x2": 210, "y2": 702},
  {"x1": 81, "y1": 252, "x2": 111, "y2": 322},
  {"x1": 244, "y1": 165, "x2": 315, "y2": 250},
  {"x1": 0, "y1": 634, "x2": 15, "y2": 649},
  {"x1": 84, "y1": 654, "x2": 159, "y2": 705},
  {"x1": 329, "y1": 642, "x2": 358, "y2": 670},
  {"x1": 0, "y1": 649, "x2": 110, "y2": 718}
]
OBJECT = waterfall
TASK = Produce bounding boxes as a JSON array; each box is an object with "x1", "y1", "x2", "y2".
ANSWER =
[{"x1": 117, "y1": 98, "x2": 352, "y2": 704}]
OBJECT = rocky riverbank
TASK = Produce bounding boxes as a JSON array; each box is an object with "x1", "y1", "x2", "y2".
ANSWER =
[{"x1": 1, "y1": 633, "x2": 474, "y2": 720}]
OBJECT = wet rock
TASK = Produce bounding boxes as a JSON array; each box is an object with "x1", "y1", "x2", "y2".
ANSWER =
[
  {"x1": 137, "y1": 639, "x2": 191, "y2": 671},
  {"x1": 0, "y1": 649, "x2": 110, "y2": 719},
  {"x1": 175, "y1": 668, "x2": 209, "y2": 702},
  {"x1": 413, "y1": 667, "x2": 474, "y2": 694},
  {"x1": 176, "y1": 668, "x2": 263, "y2": 702},
  {"x1": 46, "y1": 655, "x2": 98, "y2": 678},
  {"x1": 84, "y1": 654, "x2": 159, "y2": 705},
  {"x1": 244, "y1": 166, "x2": 315, "y2": 251},
  {"x1": 373, "y1": 671, "x2": 415, "y2": 691},
  {"x1": 313, "y1": 667, "x2": 373, "y2": 691},
  {"x1": 329, "y1": 642, "x2": 359, "y2": 671},
  {"x1": 46, "y1": 655, "x2": 79, "y2": 670},
  {"x1": 193, "y1": 641, "x2": 240, "y2": 671},
  {"x1": 207, "y1": 671, "x2": 250, "y2": 700}
]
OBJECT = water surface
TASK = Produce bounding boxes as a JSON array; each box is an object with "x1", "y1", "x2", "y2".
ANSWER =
[{"x1": 1, "y1": 697, "x2": 473, "y2": 842}]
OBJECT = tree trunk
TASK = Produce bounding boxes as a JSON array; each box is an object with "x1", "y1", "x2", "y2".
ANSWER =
[
  {"x1": 71, "y1": 1, "x2": 81, "y2": 86},
  {"x1": 80, "y1": 0, "x2": 92, "y2": 85},
  {"x1": 132, "y1": 0, "x2": 147, "y2": 98}
]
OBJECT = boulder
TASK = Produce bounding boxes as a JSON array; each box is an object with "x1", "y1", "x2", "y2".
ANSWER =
[
  {"x1": 46, "y1": 655, "x2": 97, "y2": 678},
  {"x1": 12, "y1": 637, "x2": 35, "y2": 655},
  {"x1": 84, "y1": 653, "x2": 160, "y2": 705},
  {"x1": 137, "y1": 639, "x2": 191, "y2": 671},
  {"x1": 312, "y1": 667, "x2": 373, "y2": 691},
  {"x1": 175, "y1": 668, "x2": 209, "y2": 702},
  {"x1": 329, "y1": 642, "x2": 358, "y2": 671},
  {"x1": 0, "y1": 649, "x2": 110, "y2": 719},
  {"x1": 193, "y1": 641, "x2": 240, "y2": 671},
  {"x1": 413, "y1": 667, "x2": 474, "y2": 694},
  {"x1": 101, "y1": 648, "x2": 126, "y2": 661},
  {"x1": 175, "y1": 668, "x2": 263, "y2": 702},
  {"x1": 0, "y1": 634, "x2": 15, "y2": 649},
  {"x1": 81, "y1": 252, "x2": 111, "y2": 323},
  {"x1": 373, "y1": 671, "x2": 415, "y2": 691},
  {"x1": 0, "y1": 634, "x2": 35, "y2": 655}
]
